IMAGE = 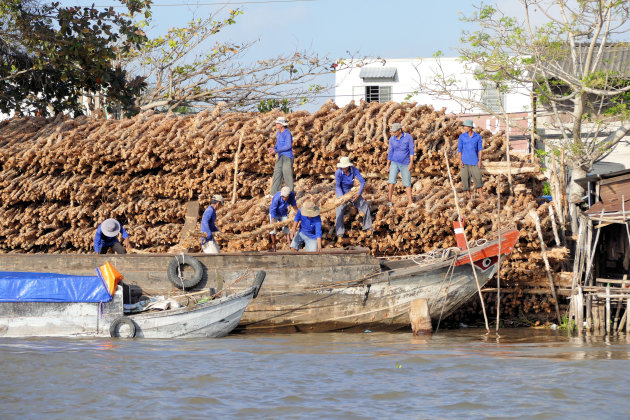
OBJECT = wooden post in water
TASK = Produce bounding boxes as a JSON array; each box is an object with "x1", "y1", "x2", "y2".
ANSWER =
[
  {"x1": 614, "y1": 275, "x2": 627, "y2": 333},
  {"x1": 409, "y1": 299, "x2": 432, "y2": 335},
  {"x1": 606, "y1": 285, "x2": 611, "y2": 336},
  {"x1": 592, "y1": 298, "x2": 600, "y2": 335},
  {"x1": 627, "y1": 299, "x2": 629, "y2": 335},
  {"x1": 586, "y1": 295, "x2": 592, "y2": 334},
  {"x1": 576, "y1": 286, "x2": 584, "y2": 335},
  {"x1": 496, "y1": 174, "x2": 502, "y2": 331}
]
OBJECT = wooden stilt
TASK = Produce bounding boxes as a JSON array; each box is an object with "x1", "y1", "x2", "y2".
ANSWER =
[
  {"x1": 530, "y1": 210, "x2": 562, "y2": 324},
  {"x1": 576, "y1": 286, "x2": 584, "y2": 335},
  {"x1": 627, "y1": 299, "x2": 630, "y2": 335},
  {"x1": 409, "y1": 298, "x2": 432, "y2": 335},
  {"x1": 593, "y1": 298, "x2": 600, "y2": 335},
  {"x1": 586, "y1": 294, "x2": 592, "y2": 333},
  {"x1": 614, "y1": 274, "x2": 627, "y2": 333},
  {"x1": 606, "y1": 285, "x2": 611, "y2": 336},
  {"x1": 617, "y1": 308, "x2": 627, "y2": 335}
]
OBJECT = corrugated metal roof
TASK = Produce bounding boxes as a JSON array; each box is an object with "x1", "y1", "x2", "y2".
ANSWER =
[
  {"x1": 359, "y1": 67, "x2": 397, "y2": 79},
  {"x1": 557, "y1": 44, "x2": 630, "y2": 78}
]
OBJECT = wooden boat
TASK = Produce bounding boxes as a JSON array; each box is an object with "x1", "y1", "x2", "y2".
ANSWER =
[
  {"x1": 0, "y1": 268, "x2": 265, "y2": 338},
  {"x1": 0, "y1": 229, "x2": 519, "y2": 332}
]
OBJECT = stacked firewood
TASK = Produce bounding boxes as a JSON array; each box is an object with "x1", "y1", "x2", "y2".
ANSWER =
[{"x1": 0, "y1": 100, "x2": 569, "y2": 322}]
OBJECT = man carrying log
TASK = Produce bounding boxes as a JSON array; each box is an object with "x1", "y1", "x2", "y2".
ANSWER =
[
  {"x1": 290, "y1": 200, "x2": 322, "y2": 252},
  {"x1": 458, "y1": 119, "x2": 485, "y2": 201},
  {"x1": 335, "y1": 156, "x2": 372, "y2": 237},
  {"x1": 269, "y1": 186, "x2": 298, "y2": 251},
  {"x1": 386, "y1": 122, "x2": 415, "y2": 206},
  {"x1": 267, "y1": 116, "x2": 294, "y2": 197},
  {"x1": 201, "y1": 194, "x2": 224, "y2": 254},
  {"x1": 94, "y1": 218, "x2": 131, "y2": 254}
]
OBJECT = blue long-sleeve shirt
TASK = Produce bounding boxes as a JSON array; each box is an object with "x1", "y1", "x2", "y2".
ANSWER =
[
  {"x1": 335, "y1": 167, "x2": 365, "y2": 197},
  {"x1": 458, "y1": 131, "x2": 483, "y2": 165},
  {"x1": 274, "y1": 129, "x2": 294, "y2": 159},
  {"x1": 269, "y1": 191, "x2": 297, "y2": 219},
  {"x1": 293, "y1": 209, "x2": 322, "y2": 239},
  {"x1": 387, "y1": 132, "x2": 415, "y2": 165},
  {"x1": 94, "y1": 223, "x2": 129, "y2": 253},
  {"x1": 201, "y1": 205, "x2": 219, "y2": 243}
]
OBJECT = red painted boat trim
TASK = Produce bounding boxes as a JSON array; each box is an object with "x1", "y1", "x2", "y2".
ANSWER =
[{"x1": 455, "y1": 230, "x2": 520, "y2": 266}]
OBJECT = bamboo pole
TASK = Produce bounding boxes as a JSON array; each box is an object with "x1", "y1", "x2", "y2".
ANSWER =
[
  {"x1": 584, "y1": 210, "x2": 604, "y2": 287},
  {"x1": 231, "y1": 130, "x2": 245, "y2": 204},
  {"x1": 548, "y1": 204, "x2": 561, "y2": 247},
  {"x1": 586, "y1": 294, "x2": 592, "y2": 333},
  {"x1": 443, "y1": 148, "x2": 489, "y2": 332},
  {"x1": 529, "y1": 92, "x2": 536, "y2": 163},
  {"x1": 496, "y1": 174, "x2": 502, "y2": 331},
  {"x1": 529, "y1": 209, "x2": 562, "y2": 324},
  {"x1": 504, "y1": 113, "x2": 513, "y2": 194},
  {"x1": 576, "y1": 285, "x2": 584, "y2": 335},
  {"x1": 627, "y1": 299, "x2": 629, "y2": 335}
]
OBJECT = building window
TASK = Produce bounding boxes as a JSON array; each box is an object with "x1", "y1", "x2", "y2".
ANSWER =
[
  {"x1": 481, "y1": 83, "x2": 505, "y2": 113},
  {"x1": 365, "y1": 86, "x2": 392, "y2": 103}
]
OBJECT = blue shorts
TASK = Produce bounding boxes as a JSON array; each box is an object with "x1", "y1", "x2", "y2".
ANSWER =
[{"x1": 388, "y1": 162, "x2": 411, "y2": 187}]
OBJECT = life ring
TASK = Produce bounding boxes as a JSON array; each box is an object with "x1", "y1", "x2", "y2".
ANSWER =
[
  {"x1": 167, "y1": 255, "x2": 204, "y2": 289},
  {"x1": 109, "y1": 316, "x2": 136, "y2": 338}
]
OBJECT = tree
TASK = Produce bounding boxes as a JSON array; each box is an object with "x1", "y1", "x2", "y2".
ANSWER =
[
  {"x1": 123, "y1": 8, "x2": 336, "y2": 112},
  {"x1": 419, "y1": 0, "x2": 630, "y2": 233},
  {"x1": 0, "y1": 0, "x2": 151, "y2": 116}
]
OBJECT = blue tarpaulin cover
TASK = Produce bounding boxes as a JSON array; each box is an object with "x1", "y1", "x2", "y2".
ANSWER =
[{"x1": 0, "y1": 270, "x2": 113, "y2": 303}]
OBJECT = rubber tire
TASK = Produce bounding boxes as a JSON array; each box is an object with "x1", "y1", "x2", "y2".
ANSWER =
[
  {"x1": 109, "y1": 316, "x2": 136, "y2": 338},
  {"x1": 167, "y1": 255, "x2": 204, "y2": 289}
]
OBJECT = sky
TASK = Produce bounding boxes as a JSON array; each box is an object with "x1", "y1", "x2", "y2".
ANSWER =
[{"x1": 65, "y1": 0, "x2": 523, "y2": 110}]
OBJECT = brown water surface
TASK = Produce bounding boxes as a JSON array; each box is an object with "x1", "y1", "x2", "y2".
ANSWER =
[{"x1": 2, "y1": 328, "x2": 630, "y2": 419}]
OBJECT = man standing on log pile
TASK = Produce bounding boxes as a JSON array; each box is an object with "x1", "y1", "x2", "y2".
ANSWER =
[
  {"x1": 335, "y1": 156, "x2": 372, "y2": 237},
  {"x1": 94, "y1": 218, "x2": 131, "y2": 254},
  {"x1": 458, "y1": 119, "x2": 485, "y2": 201},
  {"x1": 290, "y1": 200, "x2": 322, "y2": 252},
  {"x1": 267, "y1": 116, "x2": 294, "y2": 197},
  {"x1": 386, "y1": 123, "x2": 415, "y2": 206},
  {"x1": 269, "y1": 186, "x2": 298, "y2": 251},
  {"x1": 201, "y1": 194, "x2": 224, "y2": 254}
]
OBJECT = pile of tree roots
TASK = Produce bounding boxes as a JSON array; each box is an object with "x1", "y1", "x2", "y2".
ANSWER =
[{"x1": 0, "y1": 100, "x2": 570, "y2": 324}]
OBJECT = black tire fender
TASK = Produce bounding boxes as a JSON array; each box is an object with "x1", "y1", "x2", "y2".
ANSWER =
[
  {"x1": 109, "y1": 316, "x2": 136, "y2": 338},
  {"x1": 167, "y1": 255, "x2": 204, "y2": 289}
]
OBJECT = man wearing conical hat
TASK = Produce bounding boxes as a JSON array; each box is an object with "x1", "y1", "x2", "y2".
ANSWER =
[
  {"x1": 94, "y1": 218, "x2": 131, "y2": 254},
  {"x1": 290, "y1": 200, "x2": 322, "y2": 252},
  {"x1": 267, "y1": 116, "x2": 294, "y2": 197},
  {"x1": 335, "y1": 156, "x2": 372, "y2": 237},
  {"x1": 201, "y1": 194, "x2": 224, "y2": 254}
]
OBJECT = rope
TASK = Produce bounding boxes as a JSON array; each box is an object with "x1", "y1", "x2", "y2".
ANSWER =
[
  {"x1": 177, "y1": 253, "x2": 186, "y2": 292},
  {"x1": 434, "y1": 258, "x2": 457, "y2": 334}
]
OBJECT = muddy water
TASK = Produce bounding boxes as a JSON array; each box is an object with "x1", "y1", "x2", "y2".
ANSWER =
[{"x1": 2, "y1": 329, "x2": 630, "y2": 419}]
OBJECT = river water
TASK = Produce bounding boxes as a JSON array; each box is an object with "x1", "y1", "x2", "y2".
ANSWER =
[{"x1": 2, "y1": 329, "x2": 630, "y2": 419}]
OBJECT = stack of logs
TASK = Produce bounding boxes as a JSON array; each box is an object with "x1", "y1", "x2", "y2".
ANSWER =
[{"x1": 0, "y1": 100, "x2": 569, "y2": 324}]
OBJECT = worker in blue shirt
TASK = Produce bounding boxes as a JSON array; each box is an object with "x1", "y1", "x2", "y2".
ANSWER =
[
  {"x1": 94, "y1": 218, "x2": 130, "y2": 254},
  {"x1": 269, "y1": 186, "x2": 298, "y2": 251},
  {"x1": 290, "y1": 200, "x2": 322, "y2": 252},
  {"x1": 268, "y1": 116, "x2": 294, "y2": 196},
  {"x1": 386, "y1": 122, "x2": 415, "y2": 206},
  {"x1": 335, "y1": 156, "x2": 372, "y2": 237},
  {"x1": 458, "y1": 119, "x2": 485, "y2": 201},
  {"x1": 201, "y1": 194, "x2": 224, "y2": 254}
]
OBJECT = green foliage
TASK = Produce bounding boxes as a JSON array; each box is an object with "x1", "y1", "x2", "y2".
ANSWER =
[
  {"x1": 257, "y1": 98, "x2": 292, "y2": 113},
  {"x1": 0, "y1": 0, "x2": 151, "y2": 116},
  {"x1": 542, "y1": 182, "x2": 551, "y2": 196}
]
